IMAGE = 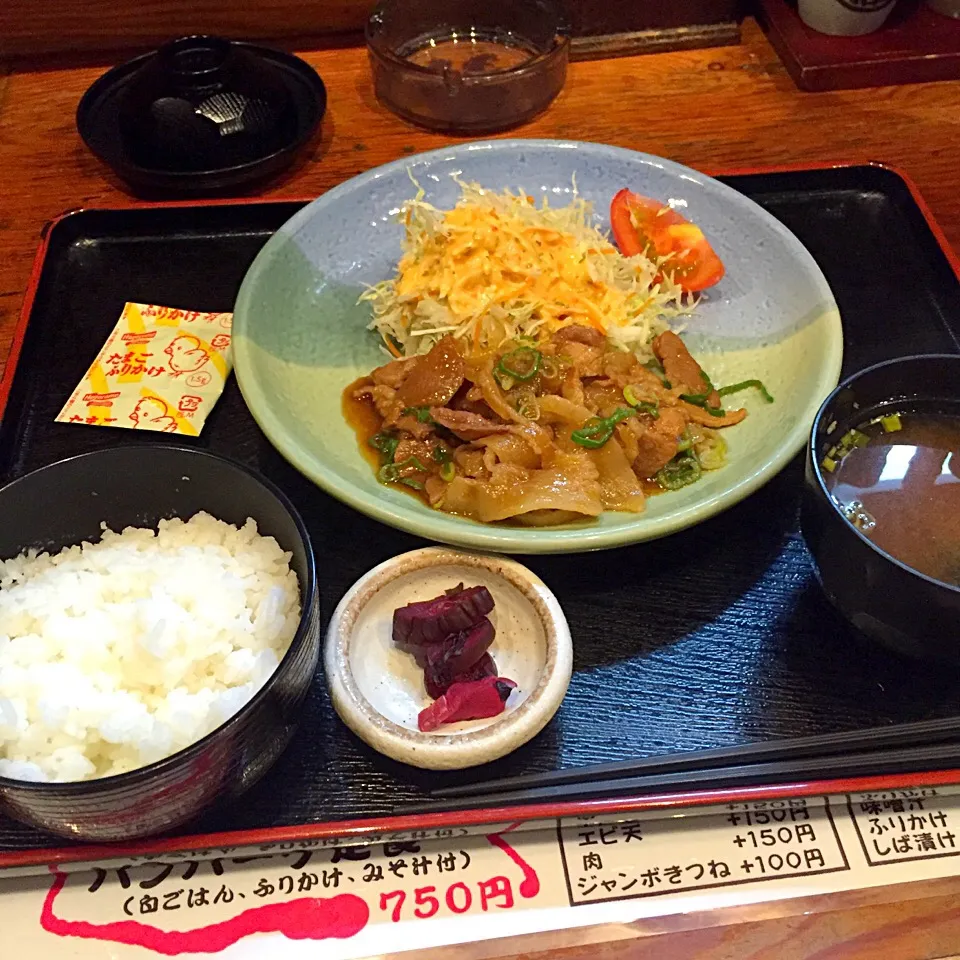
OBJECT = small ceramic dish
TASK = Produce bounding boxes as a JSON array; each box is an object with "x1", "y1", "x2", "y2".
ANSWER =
[{"x1": 324, "y1": 547, "x2": 572, "y2": 769}]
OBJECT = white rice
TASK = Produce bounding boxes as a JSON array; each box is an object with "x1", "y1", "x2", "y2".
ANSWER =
[{"x1": 0, "y1": 512, "x2": 302, "y2": 783}]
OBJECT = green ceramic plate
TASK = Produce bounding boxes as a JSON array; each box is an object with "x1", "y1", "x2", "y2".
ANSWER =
[{"x1": 233, "y1": 140, "x2": 843, "y2": 554}]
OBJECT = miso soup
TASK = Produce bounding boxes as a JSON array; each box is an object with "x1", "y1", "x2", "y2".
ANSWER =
[{"x1": 822, "y1": 411, "x2": 960, "y2": 586}]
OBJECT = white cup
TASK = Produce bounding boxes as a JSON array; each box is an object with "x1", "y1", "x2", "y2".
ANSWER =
[
  {"x1": 927, "y1": 0, "x2": 960, "y2": 17},
  {"x1": 798, "y1": 0, "x2": 897, "y2": 35}
]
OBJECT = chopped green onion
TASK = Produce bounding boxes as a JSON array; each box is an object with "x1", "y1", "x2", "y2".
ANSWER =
[
  {"x1": 399, "y1": 477, "x2": 425, "y2": 491},
  {"x1": 677, "y1": 428, "x2": 694, "y2": 453},
  {"x1": 679, "y1": 393, "x2": 727, "y2": 418},
  {"x1": 402, "y1": 406, "x2": 434, "y2": 424},
  {"x1": 432, "y1": 444, "x2": 452, "y2": 464},
  {"x1": 571, "y1": 407, "x2": 634, "y2": 449},
  {"x1": 680, "y1": 371, "x2": 716, "y2": 403},
  {"x1": 440, "y1": 461, "x2": 456, "y2": 482},
  {"x1": 378, "y1": 456, "x2": 428, "y2": 485},
  {"x1": 717, "y1": 379, "x2": 775, "y2": 404},
  {"x1": 496, "y1": 346, "x2": 542, "y2": 382},
  {"x1": 540, "y1": 356, "x2": 560, "y2": 380},
  {"x1": 829, "y1": 428, "x2": 871, "y2": 465},
  {"x1": 657, "y1": 452, "x2": 703, "y2": 490},
  {"x1": 679, "y1": 375, "x2": 715, "y2": 403},
  {"x1": 369, "y1": 431, "x2": 400, "y2": 463},
  {"x1": 881, "y1": 413, "x2": 902, "y2": 433},
  {"x1": 820, "y1": 425, "x2": 874, "y2": 471},
  {"x1": 623, "y1": 385, "x2": 660, "y2": 418}
]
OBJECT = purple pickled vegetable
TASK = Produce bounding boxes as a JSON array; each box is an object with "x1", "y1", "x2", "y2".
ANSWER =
[
  {"x1": 392, "y1": 584, "x2": 494, "y2": 646},
  {"x1": 424, "y1": 617, "x2": 495, "y2": 687},
  {"x1": 418, "y1": 676, "x2": 516, "y2": 732},
  {"x1": 425, "y1": 651, "x2": 497, "y2": 700}
]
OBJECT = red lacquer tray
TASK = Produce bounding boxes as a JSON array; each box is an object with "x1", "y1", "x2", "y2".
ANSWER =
[{"x1": 2, "y1": 162, "x2": 959, "y2": 873}]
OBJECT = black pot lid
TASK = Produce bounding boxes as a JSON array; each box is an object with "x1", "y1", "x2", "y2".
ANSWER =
[{"x1": 77, "y1": 37, "x2": 327, "y2": 196}]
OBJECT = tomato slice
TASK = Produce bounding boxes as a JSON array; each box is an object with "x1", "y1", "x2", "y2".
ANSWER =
[{"x1": 610, "y1": 189, "x2": 725, "y2": 292}]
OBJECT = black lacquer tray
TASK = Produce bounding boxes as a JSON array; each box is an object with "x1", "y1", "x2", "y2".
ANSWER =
[{"x1": 2, "y1": 164, "x2": 959, "y2": 862}]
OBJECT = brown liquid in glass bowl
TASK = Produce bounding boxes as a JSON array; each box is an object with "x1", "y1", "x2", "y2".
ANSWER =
[{"x1": 405, "y1": 35, "x2": 535, "y2": 76}]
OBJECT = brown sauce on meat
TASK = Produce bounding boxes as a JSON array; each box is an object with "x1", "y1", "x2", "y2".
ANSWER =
[
  {"x1": 344, "y1": 375, "x2": 673, "y2": 508},
  {"x1": 342, "y1": 377, "x2": 432, "y2": 504},
  {"x1": 342, "y1": 377, "x2": 383, "y2": 472}
]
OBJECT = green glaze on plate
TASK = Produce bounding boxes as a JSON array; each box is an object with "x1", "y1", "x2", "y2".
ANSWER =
[{"x1": 233, "y1": 140, "x2": 843, "y2": 554}]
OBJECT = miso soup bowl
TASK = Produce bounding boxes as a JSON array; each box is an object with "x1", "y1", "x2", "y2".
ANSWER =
[
  {"x1": 801, "y1": 354, "x2": 960, "y2": 664},
  {"x1": 0, "y1": 445, "x2": 320, "y2": 840}
]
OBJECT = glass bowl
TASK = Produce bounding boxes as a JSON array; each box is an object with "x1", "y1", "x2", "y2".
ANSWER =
[{"x1": 365, "y1": 0, "x2": 570, "y2": 133}]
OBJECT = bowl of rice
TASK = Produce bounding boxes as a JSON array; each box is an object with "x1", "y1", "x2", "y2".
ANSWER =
[{"x1": 0, "y1": 444, "x2": 319, "y2": 841}]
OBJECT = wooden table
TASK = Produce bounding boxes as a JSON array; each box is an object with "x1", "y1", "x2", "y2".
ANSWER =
[{"x1": 1, "y1": 17, "x2": 959, "y2": 959}]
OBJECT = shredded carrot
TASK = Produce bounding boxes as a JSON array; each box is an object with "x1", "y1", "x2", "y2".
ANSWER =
[{"x1": 360, "y1": 180, "x2": 694, "y2": 359}]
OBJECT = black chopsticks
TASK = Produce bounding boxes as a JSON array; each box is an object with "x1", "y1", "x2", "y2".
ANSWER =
[
  {"x1": 397, "y1": 738, "x2": 960, "y2": 815},
  {"x1": 431, "y1": 716, "x2": 960, "y2": 798},
  {"x1": 393, "y1": 716, "x2": 960, "y2": 815}
]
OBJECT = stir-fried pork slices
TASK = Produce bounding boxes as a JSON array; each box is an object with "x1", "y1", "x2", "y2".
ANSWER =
[{"x1": 349, "y1": 327, "x2": 745, "y2": 524}]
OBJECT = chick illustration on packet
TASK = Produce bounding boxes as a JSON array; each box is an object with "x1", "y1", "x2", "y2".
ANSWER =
[{"x1": 57, "y1": 303, "x2": 233, "y2": 436}]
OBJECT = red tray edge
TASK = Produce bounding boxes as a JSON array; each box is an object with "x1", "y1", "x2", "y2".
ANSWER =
[
  {"x1": 2, "y1": 159, "x2": 959, "y2": 871},
  {"x1": 3, "y1": 768, "x2": 960, "y2": 871}
]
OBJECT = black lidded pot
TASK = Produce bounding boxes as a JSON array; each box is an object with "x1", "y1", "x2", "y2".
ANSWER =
[
  {"x1": 118, "y1": 35, "x2": 297, "y2": 172},
  {"x1": 801, "y1": 354, "x2": 960, "y2": 665}
]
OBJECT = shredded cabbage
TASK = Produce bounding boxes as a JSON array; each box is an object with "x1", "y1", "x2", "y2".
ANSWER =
[{"x1": 360, "y1": 179, "x2": 696, "y2": 359}]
